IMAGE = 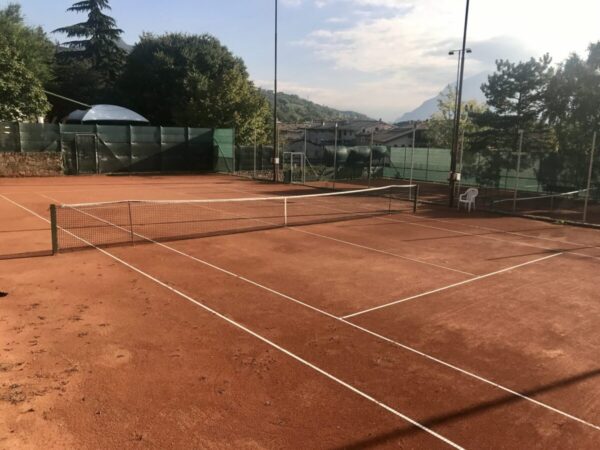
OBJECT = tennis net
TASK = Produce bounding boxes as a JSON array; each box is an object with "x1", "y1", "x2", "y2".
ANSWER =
[
  {"x1": 490, "y1": 188, "x2": 598, "y2": 221},
  {"x1": 50, "y1": 184, "x2": 418, "y2": 252}
]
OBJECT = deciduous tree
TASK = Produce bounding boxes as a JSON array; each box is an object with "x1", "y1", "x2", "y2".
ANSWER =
[{"x1": 119, "y1": 33, "x2": 271, "y2": 144}]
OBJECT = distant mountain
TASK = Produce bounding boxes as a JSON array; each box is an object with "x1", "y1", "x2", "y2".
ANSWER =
[
  {"x1": 261, "y1": 90, "x2": 372, "y2": 123},
  {"x1": 116, "y1": 38, "x2": 133, "y2": 53},
  {"x1": 397, "y1": 71, "x2": 490, "y2": 122}
]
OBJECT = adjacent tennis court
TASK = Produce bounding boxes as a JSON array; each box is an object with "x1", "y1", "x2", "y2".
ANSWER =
[{"x1": 1, "y1": 174, "x2": 599, "y2": 448}]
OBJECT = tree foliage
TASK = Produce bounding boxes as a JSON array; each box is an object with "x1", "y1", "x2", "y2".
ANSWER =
[
  {"x1": 543, "y1": 43, "x2": 600, "y2": 188},
  {"x1": 119, "y1": 33, "x2": 271, "y2": 144},
  {"x1": 0, "y1": 39, "x2": 49, "y2": 121},
  {"x1": 464, "y1": 56, "x2": 557, "y2": 187},
  {"x1": 50, "y1": 0, "x2": 125, "y2": 117},
  {"x1": 261, "y1": 90, "x2": 370, "y2": 123},
  {"x1": 425, "y1": 85, "x2": 485, "y2": 148},
  {"x1": 54, "y1": 0, "x2": 125, "y2": 82},
  {"x1": 0, "y1": 3, "x2": 54, "y2": 85}
]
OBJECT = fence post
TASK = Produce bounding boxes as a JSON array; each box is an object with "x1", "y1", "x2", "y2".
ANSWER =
[
  {"x1": 332, "y1": 123, "x2": 338, "y2": 191},
  {"x1": 253, "y1": 129, "x2": 257, "y2": 178},
  {"x1": 159, "y1": 126, "x2": 163, "y2": 171},
  {"x1": 94, "y1": 124, "x2": 99, "y2": 173},
  {"x1": 185, "y1": 126, "x2": 190, "y2": 171},
  {"x1": 58, "y1": 123, "x2": 65, "y2": 174},
  {"x1": 368, "y1": 147, "x2": 373, "y2": 187},
  {"x1": 512, "y1": 129, "x2": 524, "y2": 212},
  {"x1": 583, "y1": 131, "x2": 597, "y2": 223},
  {"x1": 16, "y1": 122, "x2": 22, "y2": 152},
  {"x1": 128, "y1": 125, "x2": 133, "y2": 172},
  {"x1": 409, "y1": 124, "x2": 416, "y2": 188},
  {"x1": 425, "y1": 146, "x2": 430, "y2": 181}
]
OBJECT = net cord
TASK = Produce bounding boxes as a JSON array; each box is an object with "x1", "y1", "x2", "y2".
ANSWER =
[{"x1": 57, "y1": 184, "x2": 416, "y2": 209}]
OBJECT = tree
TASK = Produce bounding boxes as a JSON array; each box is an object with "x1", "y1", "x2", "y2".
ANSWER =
[
  {"x1": 119, "y1": 33, "x2": 271, "y2": 144},
  {"x1": 0, "y1": 3, "x2": 54, "y2": 85},
  {"x1": 0, "y1": 38, "x2": 49, "y2": 121},
  {"x1": 544, "y1": 43, "x2": 600, "y2": 189},
  {"x1": 53, "y1": 0, "x2": 125, "y2": 95},
  {"x1": 467, "y1": 56, "x2": 556, "y2": 187},
  {"x1": 425, "y1": 85, "x2": 485, "y2": 148}
]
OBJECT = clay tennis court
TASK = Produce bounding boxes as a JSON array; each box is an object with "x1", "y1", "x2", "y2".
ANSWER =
[{"x1": 1, "y1": 174, "x2": 599, "y2": 448}]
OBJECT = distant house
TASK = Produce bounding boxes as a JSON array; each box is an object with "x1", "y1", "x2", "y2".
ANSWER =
[
  {"x1": 291, "y1": 119, "x2": 395, "y2": 147},
  {"x1": 356, "y1": 123, "x2": 428, "y2": 147}
]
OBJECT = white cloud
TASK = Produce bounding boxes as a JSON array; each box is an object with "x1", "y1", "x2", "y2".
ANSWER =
[{"x1": 292, "y1": 0, "x2": 600, "y2": 119}]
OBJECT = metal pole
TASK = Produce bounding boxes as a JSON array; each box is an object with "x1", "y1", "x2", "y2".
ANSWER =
[
  {"x1": 512, "y1": 129, "x2": 524, "y2": 212},
  {"x1": 273, "y1": 0, "x2": 278, "y2": 182},
  {"x1": 409, "y1": 123, "x2": 416, "y2": 188},
  {"x1": 50, "y1": 204, "x2": 58, "y2": 254},
  {"x1": 127, "y1": 201, "x2": 134, "y2": 245},
  {"x1": 457, "y1": 127, "x2": 466, "y2": 195},
  {"x1": 304, "y1": 128, "x2": 307, "y2": 154},
  {"x1": 425, "y1": 146, "x2": 430, "y2": 181},
  {"x1": 253, "y1": 128, "x2": 257, "y2": 178},
  {"x1": 452, "y1": 52, "x2": 461, "y2": 136},
  {"x1": 583, "y1": 131, "x2": 597, "y2": 222},
  {"x1": 332, "y1": 123, "x2": 338, "y2": 191},
  {"x1": 449, "y1": 0, "x2": 471, "y2": 207},
  {"x1": 368, "y1": 130, "x2": 374, "y2": 187}
]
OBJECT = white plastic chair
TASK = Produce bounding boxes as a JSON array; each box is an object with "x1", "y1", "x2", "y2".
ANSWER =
[{"x1": 458, "y1": 188, "x2": 478, "y2": 212}]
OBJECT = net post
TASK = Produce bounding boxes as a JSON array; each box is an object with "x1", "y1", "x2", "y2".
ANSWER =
[
  {"x1": 50, "y1": 204, "x2": 58, "y2": 254},
  {"x1": 127, "y1": 201, "x2": 135, "y2": 245},
  {"x1": 284, "y1": 198, "x2": 288, "y2": 226},
  {"x1": 413, "y1": 184, "x2": 419, "y2": 213}
]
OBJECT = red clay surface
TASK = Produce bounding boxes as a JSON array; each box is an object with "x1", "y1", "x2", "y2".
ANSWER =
[{"x1": 1, "y1": 173, "x2": 600, "y2": 449}]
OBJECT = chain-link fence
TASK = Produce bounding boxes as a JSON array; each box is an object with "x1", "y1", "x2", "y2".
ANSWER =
[{"x1": 234, "y1": 128, "x2": 599, "y2": 226}]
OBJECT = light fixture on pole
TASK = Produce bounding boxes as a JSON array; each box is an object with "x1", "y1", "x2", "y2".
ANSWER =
[
  {"x1": 448, "y1": 48, "x2": 471, "y2": 139},
  {"x1": 448, "y1": 0, "x2": 471, "y2": 207}
]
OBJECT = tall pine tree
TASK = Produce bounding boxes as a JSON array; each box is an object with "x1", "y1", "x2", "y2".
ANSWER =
[{"x1": 53, "y1": 0, "x2": 125, "y2": 90}]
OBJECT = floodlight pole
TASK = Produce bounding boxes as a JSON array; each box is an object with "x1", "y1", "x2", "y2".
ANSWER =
[
  {"x1": 583, "y1": 131, "x2": 597, "y2": 223},
  {"x1": 273, "y1": 0, "x2": 279, "y2": 182},
  {"x1": 449, "y1": 0, "x2": 471, "y2": 207}
]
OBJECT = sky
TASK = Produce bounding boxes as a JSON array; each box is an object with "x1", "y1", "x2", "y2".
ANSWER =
[{"x1": 10, "y1": 0, "x2": 600, "y2": 121}]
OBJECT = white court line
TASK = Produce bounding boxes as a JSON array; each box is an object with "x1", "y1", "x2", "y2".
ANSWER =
[
  {"x1": 0, "y1": 194, "x2": 50, "y2": 222},
  {"x1": 195, "y1": 186, "x2": 475, "y2": 277},
  {"x1": 341, "y1": 252, "x2": 563, "y2": 319},
  {"x1": 33, "y1": 192, "x2": 600, "y2": 433},
  {"x1": 398, "y1": 208, "x2": 600, "y2": 252},
  {"x1": 377, "y1": 214, "x2": 600, "y2": 263},
  {"x1": 72, "y1": 185, "x2": 474, "y2": 277},
  {"x1": 2, "y1": 194, "x2": 463, "y2": 448}
]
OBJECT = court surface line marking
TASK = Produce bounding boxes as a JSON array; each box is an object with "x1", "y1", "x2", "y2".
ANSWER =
[
  {"x1": 30, "y1": 193, "x2": 600, "y2": 432},
  {"x1": 1, "y1": 195, "x2": 464, "y2": 449},
  {"x1": 42, "y1": 189, "x2": 475, "y2": 278},
  {"x1": 377, "y1": 214, "x2": 600, "y2": 262},
  {"x1": 341, "y1": 252, "x2": 563, "y2": 319},
  {"x1": 223, "y1": 184, "x2": 600, "y2": 261},
  {"x1": 147, "y1": 186, "x2": 475, "y2": 277},
  {"x1": 415, "y1": 214, "x2": 600, "y2": 250}
]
